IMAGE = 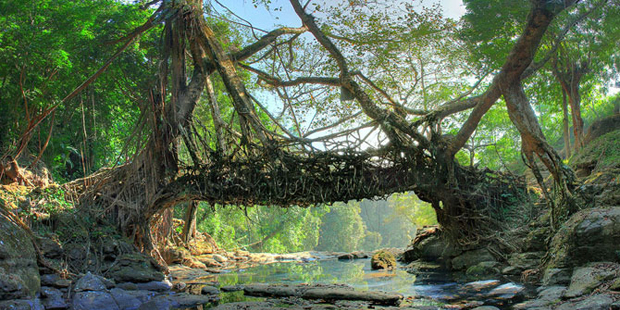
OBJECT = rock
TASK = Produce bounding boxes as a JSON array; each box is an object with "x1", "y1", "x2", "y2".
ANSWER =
[
  {"x1": 472, "y1": 307, "x2": 500, "y2": 310},
  {"x1": 212, "y1": 254, "x2": 228, "y2": 263},
  {"x1": 401, "y1": 227, "x2": 461, "y2": 262},
  {"x1": 168, "y1": 293, "x2": 218, "y2": 307},
  {"x1": 451, "y1": 249, "x2": 495, "y2": 270},
  {"x1": 244, "y1": 284, "x2": 298, "y2": 298},
  {"x1": 524, "y1": 226, "x2": 551, "y2": 252},
  {"x1": 210, "y1": 301, "x2": 283, "y2": 310},
  {"x1": 40, "y1": 286, "x2": 68, "y2": 309},
  {"x1": 462, "y1": 280, "x2": 500, "y2": 292},
  {"x1": 0, "y1": 213, "x2": 40, "y2": 298},
  {"x1": 72, "y1": 291, "x2": 120, "y2": 310},
  {"x1": 188, "y1": 233, "x2": 218, "y2": 255},
  {"x1": 234, "y1": 250, "x2": 250, "y2": 256},
  {"x1": 485, "y1": 283, "x2": 524, "y2": 300},
  {"x1": 74, "y1": 272, "x2": 107, "y2": 291},
  {"x1": 110, "y1": 288, "x2": 155, "y2": 310},
  {"x1": 507, "y1": 252, "x2": 544, "y2": 270},
  {"x1": 370, "y1": 250, "x2": 396, "y2": 270},
  {"x1": 337, "y1": 251, "x2": 369, "y2": 260},
  {"x1": 0, "y1": 299, "x2": 44, "y2": 310},
  {"x1": 137, "y1": 296, "x2": 177, "y2": 310},
  {"x1": 542, "y1": 268, "x2": 572, "y2": 286},
  {"x1": 610, "y1": 277, "x2": 620, "y2": 290},
  {"x1": 182, "y1": 257, "x2": 206, "y2": 269},
  {"x1": 172, "y1": 282, "x2": 187, "y2": 291},
  {"x1": 161, "y1": 247, "x2": 191, "y2": 264},
  {"x1": 116, "y1": 282, "x2": 138, "y2": 290},
  {"x1": 538, "y1": 285, "x2": 567, "y2": 300},
  {"x1": 0, "y1": 269, "x2": 30, "y2": 300},
  {"x1": 547, "y1": 207, "x2": 620, "y2": 269},
  {"x1": 134, "y1": 279, "x2": 172, "y2": 292},
  {"x1": 466, "y1": 261, "x2": 500, "y2": 277},
  {"x1": 37, "y1": 236, "x2": 63, "y2": 259},
  {"x1": 201, "y1": 285, "x2": 220, "y2": 295},
  {"x1": 107, "y1": 254, "x2": 165, "y2": 283},
  {"x1": 40, "y1": 274, "x2": 71, "y2": 288},
  {"x1": 501, "y1": 266, "x2": 522, "y2": 276},
  {"x1": 220, "y1": 285, "x2": 244, "y2": 292},
  {"x1": 197, "y1": 257, "x2": 223, "y2": 268},
  {"x1": 583, "y1": 114, "x2": 620, "y2": 146},
  {"x1": 513, "y1": 286, "x2": 566, "y2": 310},
  {"x1": 564, "y1": 262, "x2": 619, "y2": 298},
  {"x1": 301, "y1": 288, "x2": 403, "y2": 306},
  {"x1": 557, "y1": 293, "x2": 614, "y2": 310}
]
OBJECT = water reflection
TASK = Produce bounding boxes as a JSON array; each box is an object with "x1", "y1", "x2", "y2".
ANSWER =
[{"x1": 190, "y1": 259, "x2": 419, "y2": 295}]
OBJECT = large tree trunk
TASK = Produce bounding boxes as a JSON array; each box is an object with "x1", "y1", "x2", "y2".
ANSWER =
[{"x1": 561, "y1": 90, "x2": 571, "y2": 158}]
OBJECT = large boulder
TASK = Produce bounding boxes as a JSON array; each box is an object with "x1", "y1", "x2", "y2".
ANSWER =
[
  {"x1": 0, "y1": 213, "x2": 40, "y2": 299},
  {"x1": 564, "y1": 262, "x2": 619, "y2": 298},
  {"x1": 583, "y1": 114, "x2": 620, "y2": 146},
  {"x1": 370, "y1": 250, "x2": 396, "y2": 270},
  {"x1": 106, "y1": 253, "x2": 165, "y2": 283},
  {"x1": 401, "y1": 226, "x2": 461, "y2": 263},
  {"x1": 546, "y1": 207, "x2": 620, "y2": 269},
  {"x1": 451, "y1": 248, "x2": 495, "y2": 271}
]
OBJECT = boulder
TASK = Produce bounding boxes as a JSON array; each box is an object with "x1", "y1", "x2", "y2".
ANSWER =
[
  {"x1": 161, "y1": 247, "x2": 191, "y2": 264},
  {"x1": 72, "y1": 291, "x2": 120, "y2": 310},
  {"x1": 40, "y1": 274, "x2": 71, "y2": 288},
  {"x1": 201, "y1": 285, "x2": 220, "y2": 295},
  {"x1": 74, "y1": 272, "x2": 107, "y2": 292},
  {"x1": 451, "y1": 249, "x2": 495, "y2": 270},
  {"x1": 546, "y1": 207, "x2": 620, "y2": 269},
  {"x1": 40, "y1": 286, "x2": 68, "y2": 310},
  {"x1": 370, "y1": 250, "x2": 396, "y2": 270},
  {"x1": 301, "y1": 288, "x2": 403, "y2": 306},
  {"x1": 564, "y1": 262, "x2": 619, "y2": 298},
  {"x1": 212, "y1": 254, "x2": 228, "y2": 263},
  {"x1": 557, "y1": 293, "x2": 614, "y2": 310},
  {"x1": 401, "y1": 227, "x2": 461, "y2": 263},
  {"x1": 465, "y1": 261, "x2": 500, "y2": 277},
  {"x1": 583, "y1": 114, "x2": 620, "y2": 146},
  {"x1": 513, "y1": 286, "x2": 566, "y2": 310},
  {"x1": 106, "y1": 254, "x2": 165, "y2": 283},
  {"x1": 484, "y1": 283, "x2": 525, "y2": 300},
  {"x1": 110, "y1": 288, "x2": 156, "y2": 310},
  {"x1": 507, "y1": 252, "x2": 544, "y2": 270},
  {"x1": 337, "y1": 251, "x2": 369, "y2": 260},
  {"x1": 37, "y1": 235, "x2": 63, "y2": 259},
  {"x1": 134, "y1": 280, "x2": 172, "y2": 292},
  {"x1": 542, "y1": 268, "x2": 572, "y2": 286},
  {"x1": 0, "y1": 299, "x2": 44, "y2": 310},
  {"x1": 0, "y1": 213, "x2": 39, "y2": 299}
]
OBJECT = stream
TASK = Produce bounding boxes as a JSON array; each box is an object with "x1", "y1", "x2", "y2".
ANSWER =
[{"x1": 171, "y1": 255, "x2": 530, "y2": 309}]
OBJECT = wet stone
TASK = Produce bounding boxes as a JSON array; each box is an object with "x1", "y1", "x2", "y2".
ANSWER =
[
  {"x1": 40, "y1": 286, "x2": 68, "y2": 309},
  {"x1": 74, "y1": 272, "x2": 107, "y2": 292},
  {"x1": 201, "y1": 285, "x2": 220, "y2": 295},
  {"x1": 134, "y1": 279, "x2": 172, "y2": 292},
  {"x1": 72, "y1": 291, "x2": 120, "y2": 310}
]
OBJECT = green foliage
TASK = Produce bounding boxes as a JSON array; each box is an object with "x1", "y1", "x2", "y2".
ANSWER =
[{"x1": 315, "y1": 201, "x2": 365, "y2": 252}]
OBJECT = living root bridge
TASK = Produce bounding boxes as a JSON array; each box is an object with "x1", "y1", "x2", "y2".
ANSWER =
[
  {"x1": 151, "y1": 148, "x2": 528, "y2": 246},
  {"x1": 156, "y1": 150, "x2": 422, "y2": 209}
]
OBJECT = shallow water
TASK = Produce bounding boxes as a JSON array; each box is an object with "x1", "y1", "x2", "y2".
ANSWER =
[{"x1": 178, "y1": 258, "x2": 526, "y2": 307}]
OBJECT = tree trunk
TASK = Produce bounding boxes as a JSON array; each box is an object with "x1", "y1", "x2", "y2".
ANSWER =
[
  {"x1": 561, "y1": 89, "x2": 571, "y2": 158},
  {"x1": 568, "y1": 80, "x2": 584, "y2": 151},
  {"x1": 182, "y1": 201, "x2": 198, "y2": 244}
]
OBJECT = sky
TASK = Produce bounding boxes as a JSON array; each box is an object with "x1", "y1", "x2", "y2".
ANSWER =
[{"x1": 213, "y1": 0, "x2": 466, "y2": 31}]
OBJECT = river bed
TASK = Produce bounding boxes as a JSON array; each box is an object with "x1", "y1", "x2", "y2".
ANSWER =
[{"x1": 170, "y1": 255, "x2": 529, "y2": 309}]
